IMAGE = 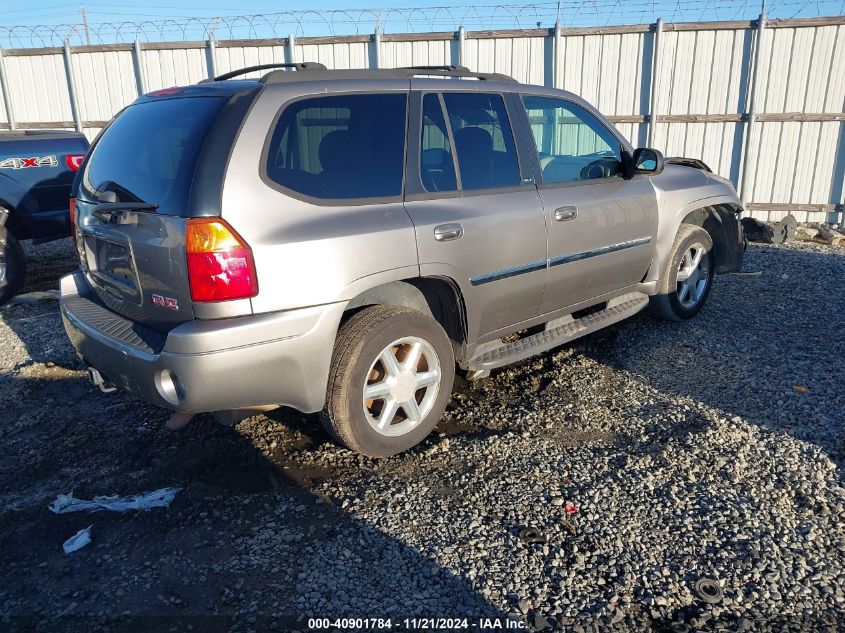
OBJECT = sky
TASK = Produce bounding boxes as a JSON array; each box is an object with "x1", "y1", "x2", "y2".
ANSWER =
[{"x1": 1, "y1": 1, "x2": 843, "y2": 47}]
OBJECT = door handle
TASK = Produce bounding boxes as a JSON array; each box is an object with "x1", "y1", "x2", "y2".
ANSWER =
[
  {"x1": 554, "y1": 206, "x2": 578, "y2": 221},
  {"x1": 434, "y1": 223, "x2": 464, "y2": 241}
]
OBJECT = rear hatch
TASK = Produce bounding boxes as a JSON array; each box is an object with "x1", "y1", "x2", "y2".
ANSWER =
[{"x1": 74, "y1": 85, "x2": 258, "y2": 332}]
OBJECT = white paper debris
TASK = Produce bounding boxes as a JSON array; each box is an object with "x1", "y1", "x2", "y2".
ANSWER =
[
  {"x1": 49, "y1": 487, "x2": 181, "y2": 514},
  {"x1": 63, "y1": 525, "x2": 93, "y2": 554}
]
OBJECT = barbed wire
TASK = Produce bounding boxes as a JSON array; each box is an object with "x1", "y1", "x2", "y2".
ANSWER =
[{"x1": 1, "y1": 0, "x2": 843, "y2": 49}]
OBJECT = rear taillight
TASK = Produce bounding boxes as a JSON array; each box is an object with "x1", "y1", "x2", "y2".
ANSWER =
[
  {"x1": 65, "y1": 155, "x2": 84, "y2": 171},
  {"x1": 69, "y1": 197, "x2": 76, "y2": 243},
  {"x1": 185, "y1": 218, "x2": 258, "y2": 303}
]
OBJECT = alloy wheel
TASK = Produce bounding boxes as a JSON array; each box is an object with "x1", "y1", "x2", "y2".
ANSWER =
[
  {"x1": 676, "y1": 243, "x2": 710, "y2": 309},
  {"x1": 362, "y1": 336, "x2": 441, "y2": 437}
]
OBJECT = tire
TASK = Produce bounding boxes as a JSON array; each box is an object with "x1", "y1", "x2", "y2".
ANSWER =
[
  {"x1": 0, "y1": 227, "x2": 26, "y2": 305},
  {"x1": 648, "y1": 224, "x2": 714, "y2": 321},
  {"x1": 323, "y1": 305, "x2": 455, "y2": 457}
]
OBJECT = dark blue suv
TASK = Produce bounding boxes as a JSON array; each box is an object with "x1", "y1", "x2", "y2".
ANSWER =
[{"x1": 0, "y1": 130, "x2": 89, "y2": 303}]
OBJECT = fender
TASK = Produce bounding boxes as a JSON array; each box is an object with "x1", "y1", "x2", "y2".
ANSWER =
[
  {"x1": 0, "y1": 173, "x2": 31, "y2": 211},
  {"x1": 417, "y1": 261, "x2": 477, "y2": 341},
  {"x1": 338, "y1": 264, "x2": 423, "y2": 305},
  {"x1": 0, "y1": 176, "x2": 34, "y2": 239},
  {"x1": 648, "y1": 192, "x2": 743, "y2": 283},
  {"x1": 344, "y1": 280, "x2": 431, "y2": 315},
  {"x1": 340, "y1": 270, "x2": 469, "y2": 361}
]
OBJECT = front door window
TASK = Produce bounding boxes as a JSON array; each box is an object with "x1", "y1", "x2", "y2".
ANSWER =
[{"x1": 522, "y1": 95, "x2": 623, "y2": 184}]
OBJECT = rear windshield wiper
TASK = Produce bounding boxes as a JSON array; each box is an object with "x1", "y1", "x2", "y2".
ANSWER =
[{"x1": 91, "y1": 202, "x2": 159, "y2": 222}]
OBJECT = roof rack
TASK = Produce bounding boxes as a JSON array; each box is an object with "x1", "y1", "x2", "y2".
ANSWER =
[
  {"x1": 403, "y1": 65, "x2": 469, "y2": 73},
  {"x1": 398, "y1": 65, "x2": 515, "y2": 81},
  {"x1": 202, "y1": 62, "x2": 327, "y2": 82},
  {"x1": 259, "y1": 63, "x2": 515, "y2": 84}
]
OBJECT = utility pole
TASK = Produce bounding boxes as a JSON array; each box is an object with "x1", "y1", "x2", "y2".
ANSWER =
[{"x1": 80, "y1": 6, "x2": 91, "y2": 45}]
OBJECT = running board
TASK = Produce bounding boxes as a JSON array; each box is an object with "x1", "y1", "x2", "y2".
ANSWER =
[{"x1": 467, "y1": 292, "x2": 649, "y2": 371}]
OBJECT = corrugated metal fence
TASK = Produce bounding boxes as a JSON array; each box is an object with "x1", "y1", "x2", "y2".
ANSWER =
[{"x1": 0, "y1": 15, "x2": 843, "y2": 223}]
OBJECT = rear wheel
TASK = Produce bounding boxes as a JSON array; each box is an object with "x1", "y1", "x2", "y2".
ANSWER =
[
  {"x1": 323, "y1": 305, "x2": 455, "y2": 457},
  {"x1": 0, "y1": 228, "x2": 26, "y2": 305},
  {"x1": 648, "y1": 224, "x2": 714, "y2": 321}
]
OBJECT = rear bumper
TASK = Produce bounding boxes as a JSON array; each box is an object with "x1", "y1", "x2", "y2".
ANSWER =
[{"x1": 60, "y1": 271, "x2": 345, "y2": 414}]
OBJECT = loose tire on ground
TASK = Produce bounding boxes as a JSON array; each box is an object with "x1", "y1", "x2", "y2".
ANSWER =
[
  {"x1": 648, "y1": 224, "x2": 714, "y2": 321},
  {"x1": 0, "y1": 227, "x2": 26, "y2": 305},
  {"x1": 323, "y1": 305, "x2": 455, "y2": 457}
]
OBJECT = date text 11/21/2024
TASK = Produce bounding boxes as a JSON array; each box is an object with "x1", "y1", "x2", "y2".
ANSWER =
[{"x1": 307, "y1": 617, "x2": 527, "y2": 630}]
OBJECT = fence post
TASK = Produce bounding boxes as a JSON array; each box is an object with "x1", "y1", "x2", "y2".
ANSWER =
[
  {"x1": 552, "y1": 21, "x2": 561, "y2": 88},
  {"x1": 62, "y1": 40, "x2": 83, "y2": 133},
  {"x1": 647, "y1": 18, "x2": 663, "y2": 148},
  {"x1": 206, "y1": 36, "x2": 217, "y2": 79},
  {"x1": 372, "y1": 25, "x2": 382, "y2": 69},
  {"x1": 0, "y1": 48, "x2": 16, "y2": 131},
  {"x1": 287, "y1": 33, "x2": 297, "y2": 64},
  {"x1": 132, "y1": 39, "x2": 146, "y2": 96},
  {"x1": 457, "y1": 26, "x2": 466, "y2": 67},
  {"x1": 739, "y1": 12, "x2": 766, "y2": 206}
]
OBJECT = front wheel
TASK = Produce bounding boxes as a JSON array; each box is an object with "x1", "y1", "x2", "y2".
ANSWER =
[
  {"x1": 0, "y1": 227, "x2": 26, "y2": 305},
  {"x1": 323, "y1": 305, "x2": 455, "y2": 457},
  {"x1": 648, "y1": 224, "x2": 714, "y2": 321}
]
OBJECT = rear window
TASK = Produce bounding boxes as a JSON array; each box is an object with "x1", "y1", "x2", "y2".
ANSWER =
[
  {"x1": 82, "y1": 97, "x2": 226, "y2": 213},
  {"x1": 441, "y1": 92, "x2": 521, "y2": 191},
  {"x1": 265, "y1": 93, "x2": 407, "y2": 200}
]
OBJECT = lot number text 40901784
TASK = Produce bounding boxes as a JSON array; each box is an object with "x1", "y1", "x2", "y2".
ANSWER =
[{"x1": 307, "y1": 617, "x2": 527, "y2": 630}]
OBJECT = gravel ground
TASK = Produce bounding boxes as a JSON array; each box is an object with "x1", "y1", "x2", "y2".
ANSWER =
[{"x1": 0, "y1": 238, "x2": 843, "y2": 632}]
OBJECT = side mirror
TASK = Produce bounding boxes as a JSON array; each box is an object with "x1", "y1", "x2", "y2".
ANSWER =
[{"x1": 631, "y1": 147, "x2": 664, "y2": 175}]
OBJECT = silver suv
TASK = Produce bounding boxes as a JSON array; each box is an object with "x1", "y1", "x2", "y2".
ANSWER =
[{"x1": 61, "y1": 64, "x2": 744, "y2": 457}]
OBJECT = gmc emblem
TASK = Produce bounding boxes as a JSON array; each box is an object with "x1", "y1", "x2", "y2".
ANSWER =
[{"x1": 151, "y1": 294, "x2": 178, "y2": 310}]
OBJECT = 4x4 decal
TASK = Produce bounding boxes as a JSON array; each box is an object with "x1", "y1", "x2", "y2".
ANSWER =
[{"x1": 0, "y1": 155, "x2": 59, "y2": 170}]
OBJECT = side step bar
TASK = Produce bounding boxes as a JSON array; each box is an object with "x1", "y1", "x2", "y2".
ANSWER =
[{"x1": 467, "y1": 292, "x2": 649, "y2": 371}]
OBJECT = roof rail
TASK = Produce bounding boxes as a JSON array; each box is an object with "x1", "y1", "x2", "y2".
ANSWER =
[
  {"x1": 403, "y1": 65, "x2": 470, "y2": 72},
  {"x1": 398, "y1": 65, "x2": 515, "y2": 82},
  {"x1": 258, "y1": 63, "x2": 516, "y2": 85},
  {"x1": 202, "y1": 62, "x2": 327, "y2": 82}
]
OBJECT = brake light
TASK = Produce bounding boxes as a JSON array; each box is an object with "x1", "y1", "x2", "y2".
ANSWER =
[
  {"x1": 185, "y1": 218, "x2": 258, "y2": 302},
  {"x1": 69, "y1": 197, "x2": 76, "y2": 243},
  {"x1": 65, "y1": 154, "x2": 84, "y2": 171},
  {"x1": 148, "y1": 87, "x2": 184, "y2": 97}
]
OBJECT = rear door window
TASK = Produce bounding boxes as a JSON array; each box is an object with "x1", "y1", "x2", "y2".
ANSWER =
[
  {"x1": 441, "y1": 92, "x2": 520, "y2": 191},
  {"x1": 420, "y1": 93, "x2": 458, "y2": 193},
  {"x1": 82, "y1": 96, "x2": 226, "y2": 214},
  {"x1": 265, "y1": 93, "x2": 407, "y2": 200}
]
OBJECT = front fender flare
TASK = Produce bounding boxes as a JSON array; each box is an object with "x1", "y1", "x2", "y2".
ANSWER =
[{"x1": 648, "y1": 194, "x2": 743, "y2": 283}]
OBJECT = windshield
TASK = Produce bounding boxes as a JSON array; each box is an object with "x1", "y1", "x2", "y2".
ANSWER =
[{"x1": 82, "y1": 96, "x2": 226, "y2": 214}]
